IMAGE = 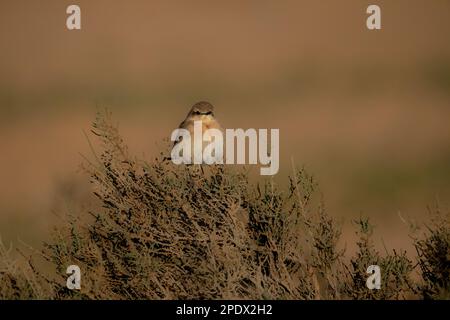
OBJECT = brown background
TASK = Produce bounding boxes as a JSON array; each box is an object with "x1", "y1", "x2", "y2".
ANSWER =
[{"x1": 0, "y1": 1, "x2": 449, "y2": 255}]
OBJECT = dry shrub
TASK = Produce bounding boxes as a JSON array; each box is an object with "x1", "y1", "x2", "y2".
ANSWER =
[
  {"x1": 43, "y1": 110, "x2": 345, "y2": 299},
  {"x1": 413, "y1": 205, "x2": 450, "y2": 299},
  {"x1": 0, "y1": 238, "x2": 49, "y2": 299},
  {"x1": 1, "y1": 110, "x2": 449, "y2": 300},
  {"x1": 343, "y1": 218, "x2": 415, "y2": 299}
]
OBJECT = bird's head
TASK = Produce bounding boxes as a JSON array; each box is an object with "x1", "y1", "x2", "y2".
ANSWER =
[{"x1": 188, "y1": 101, "x2": 215, "y2": 121}]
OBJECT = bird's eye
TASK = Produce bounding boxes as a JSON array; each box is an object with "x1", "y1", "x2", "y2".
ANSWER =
[
  {"x1": 193, "y1": 111, "x2": 200, "y2": 115},
  {"x1": 206, "y1": 111, "x2": 212, "y2": 115}
]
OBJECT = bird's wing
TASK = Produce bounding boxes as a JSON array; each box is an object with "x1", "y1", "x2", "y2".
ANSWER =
[{"x1": 173, "y1": 119, "x2": 193, "y2": 145}]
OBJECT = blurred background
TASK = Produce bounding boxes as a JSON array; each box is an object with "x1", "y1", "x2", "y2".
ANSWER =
[{"x1": 0, "y1": 0, "x2": 449, "y2": 256}]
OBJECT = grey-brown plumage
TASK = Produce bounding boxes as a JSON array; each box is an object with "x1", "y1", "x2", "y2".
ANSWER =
[
  {"x1": 175, "y1": 101, "x2": 223, "y2": 145},
  {"x1": 178, "y1": 101, "x2": 221, "y2": 132},
  {"x1": 170, "y1": 101, "x2": 223, "y2": 163}
]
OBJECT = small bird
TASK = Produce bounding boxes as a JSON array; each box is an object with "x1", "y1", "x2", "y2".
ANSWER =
[
  {"x1": 177, "y1": 101, "x2": 222, "y2": 136},
  {"x1": 173, "y1": 101, "x2": 223, "y2": 162}
]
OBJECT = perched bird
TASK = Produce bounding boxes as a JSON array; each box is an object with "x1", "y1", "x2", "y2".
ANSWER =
[
  {"x1": 173, "y1": 101, "x2": 223, "y2": 162},
  {"x1": 177, "y1": 101, "x2": 222, "y2": 137}
]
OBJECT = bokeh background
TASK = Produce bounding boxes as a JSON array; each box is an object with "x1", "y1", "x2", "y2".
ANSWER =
[{"x1": 1, "y1": 0, "x2": 449, "y2": 256}]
